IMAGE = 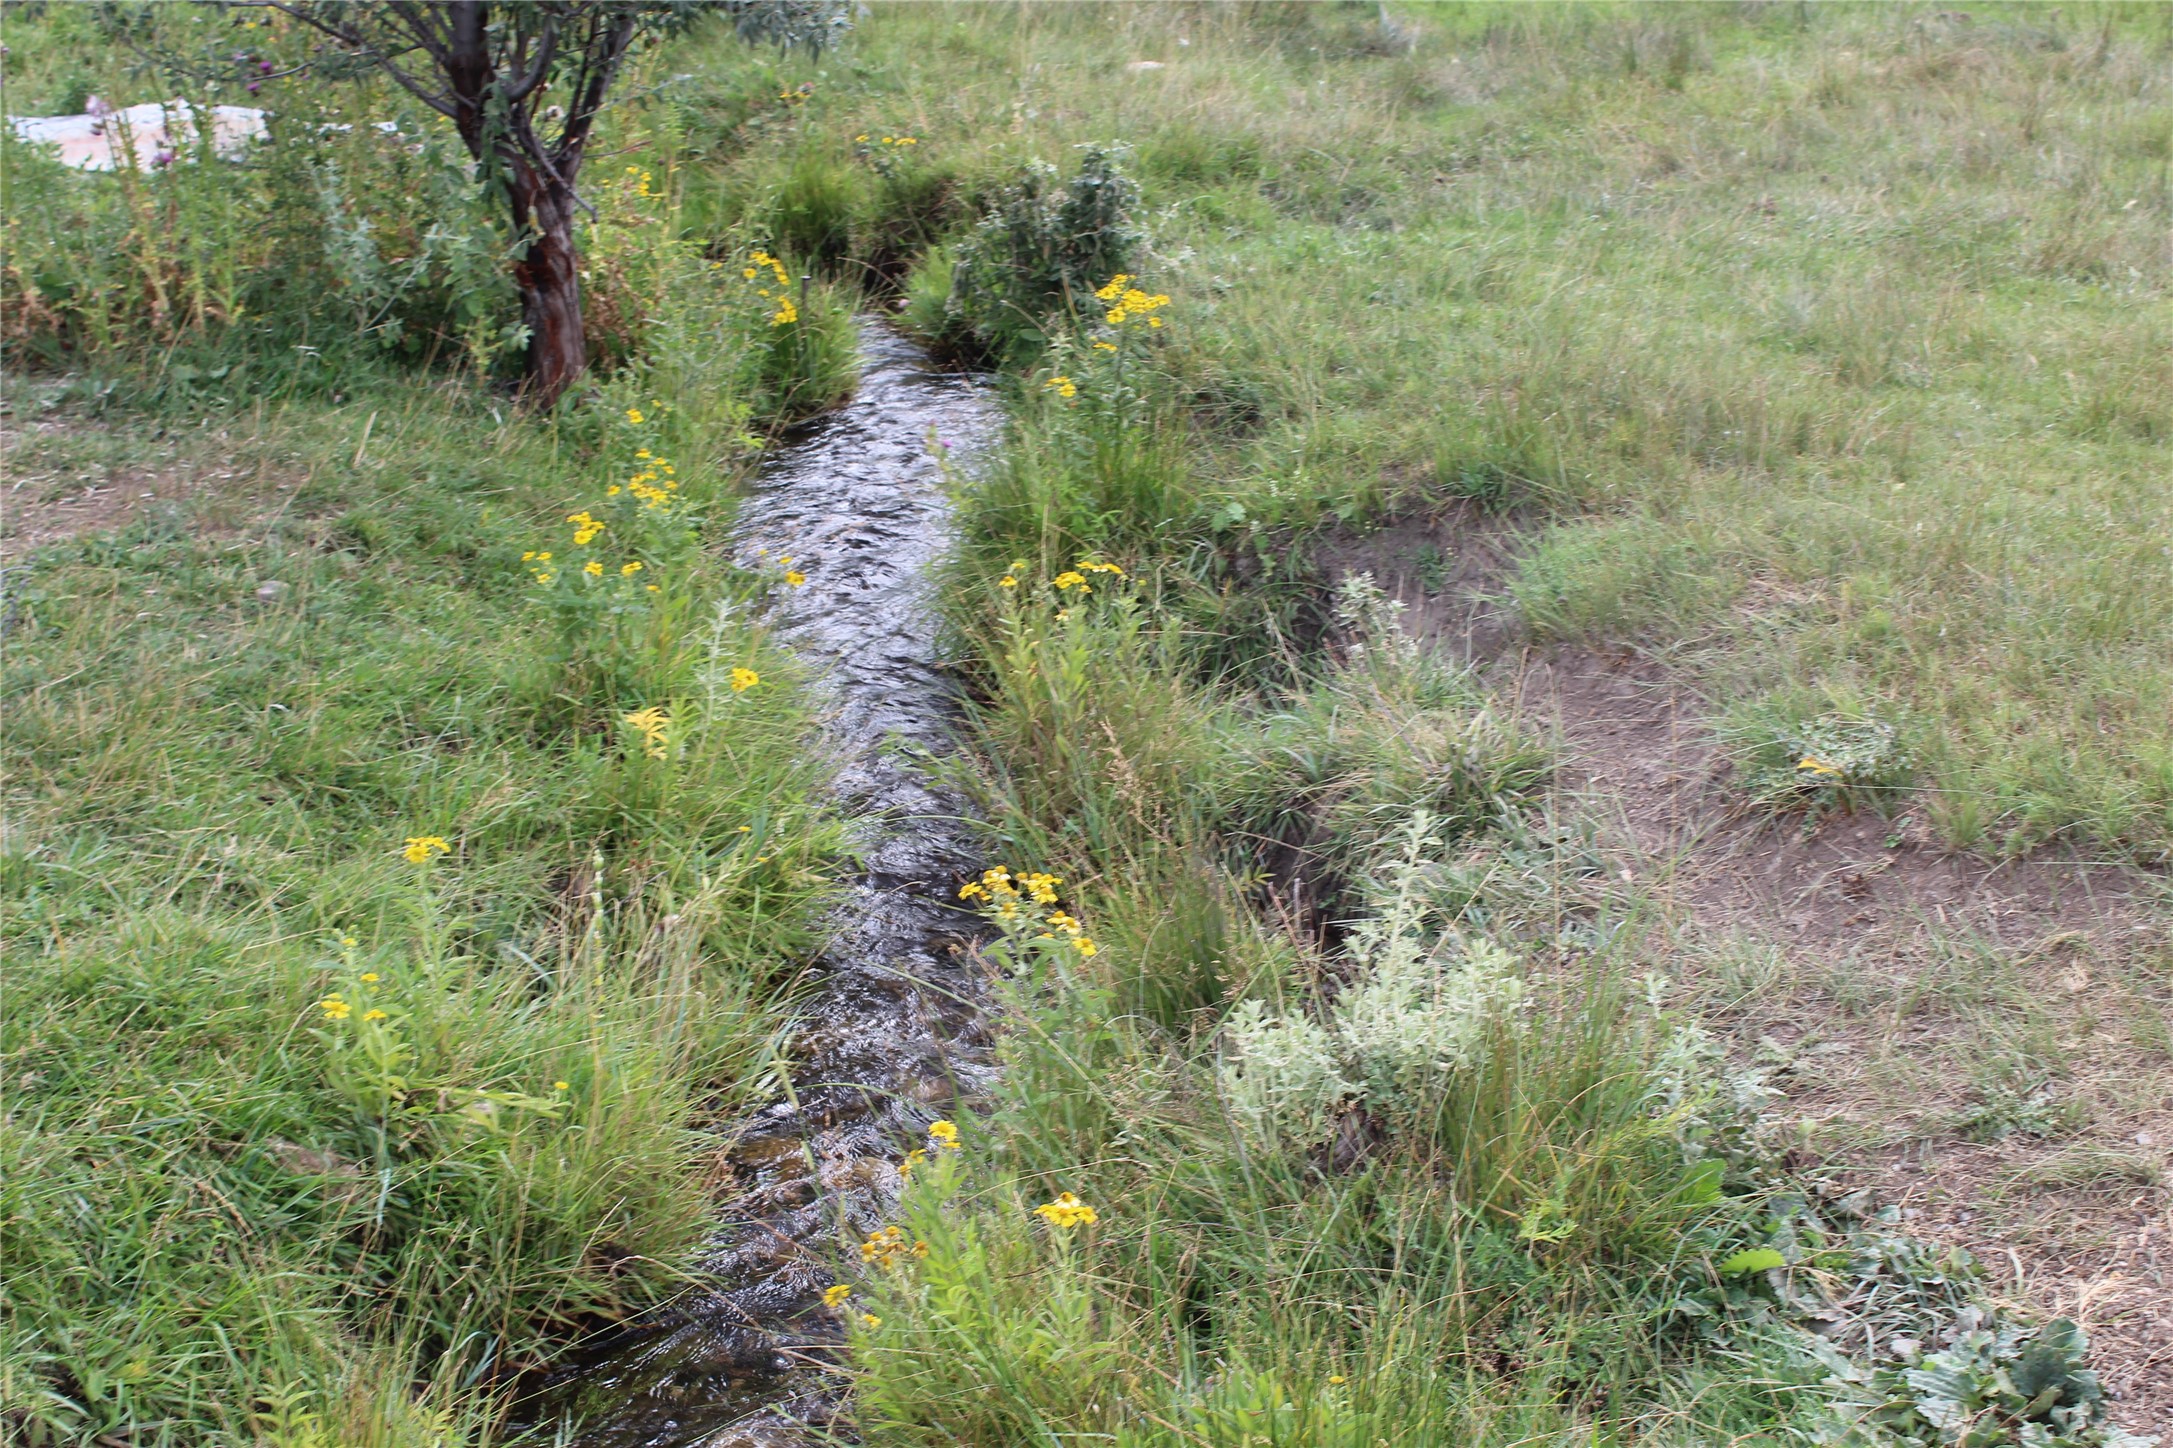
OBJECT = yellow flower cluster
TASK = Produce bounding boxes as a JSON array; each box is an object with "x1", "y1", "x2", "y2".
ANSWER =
[
  {"x1": 854, "y1": 132, "x2": 918, "y2": 146},
  {"x1": 522, "y1": 549, "x2": 555, "y2": 584},
  {"x1": 1039, "y1": 908, "x2": 1097, "y2": 957},
  {"x1": 623, "y1": 706, "x2": 670, "y2": 760},
  {"x1": 1094, "y1": 273, "x2": 1171, "y2": 329},
  {"x1": 402, "y1": 835, "x2": 450, "y2": 865},
  {"x1": 860, "y1": 1224, "x2": 928, "y2": 1269},
  {"x1": 1043, "y1": 375, "x2": 1078, "y2": 399},
  {"x1": 958, "y1": 865, "x2": 1060, "y2": 916},
  {"x1": 744, "y1": 249, "x2": 798, "y2": 326},
  {"x1": 611, "y1": 444, "x2": 680, "y2": 511},
  {"x1": 568, "y1": 511, "x2": 605, "y2": 547},
  {"x1": 318, "y1": 994, "x2": 352, "y2": 1021},
  {"x1": 1042, "y1": 560, "x2": 1126, "y2": 596},
  {"x1": 623, "y1": 165, "x2": 658, "y2": 200},
  {"x1": 730, "y1": 667, "x2": 761, "y2": 693},
  {"x1": 1034, "y1": 1192, "x2": 1099, "y2": 1229},
  {"x1": 823, "y1": 1283, "x2": 853, "y2": 1309},
  {"x1": 959, "y1": 867, "x2": 1098, "y2": 956}
]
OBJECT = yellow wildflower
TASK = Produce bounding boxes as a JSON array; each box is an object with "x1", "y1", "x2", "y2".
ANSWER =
[
  {"x1": 318, "y1": 996, "x2": 352, "y2": 1020},
  {"x1": 860, "y1": 1225, "x2": 924, "y2": 1269},
  {"x1": 928, "y1": 1119, "x2": 960, "y2": 1150},
  {"x1": 860, "y1": 1312, "x2": 881, "y2": 1330},
  {"x1": 554, "y1": 1081, "x2": 570, "y2": 1091},
  {"x1": 626, "y1": 408, "x2": 644, "y2": 425},
  {"x1": 362, "y1": 1008, "x2": 388, "y2": 1022},
  {"x1": 784, "y1": 570, "x2": 806, "y2": 587},
  {"x1": 823, "y1": 1283, "x2": 853, "y2": 1308},
  {"x1": 1075, "y1": 938, "x2": 1098, "y2": 957},
  {"x1": 1042, "y1": 375, "x2": 1078, "y2": 399},
  {"x1": 999, "y1": 575, "x2": 1018, "y2": 589},
  {"x1": 1094, "y1": 340, "x2": 1118, "y2": 352},
  {"x1": 730, "y1": 667, "x2": 760, "y2": 693},
  {"x1": 1034, "y1": 1192, "x2": 1099, "y2": 1229},
  {"x1": 1052, "y1": 571, "x2": 1089, "y2": 592},
  {"x1": 359, "y1": 972, "x2": 380, "y2": 983},
  {"x1": 402, "y1": 836, "x2": 450, "y2": 865},
  {"x1": 621, "y1": 561, "x2": 644, "y2": 576},
  {"x1": 900, "y1": 1147, "x2": 928, "y2": 1178},
  {"x1": 1798, "y1": 756, "x2": 1844, "y2": 777},
  {"x1": 584, "y1": 560, "x2": 605, "y2": 577},
  {"x1": 1329, "y1": 1374, "x2": 1347, "y2": 1385},
  {"x1": 623, "y1": 707, "x2": 670, "y2": 760}
]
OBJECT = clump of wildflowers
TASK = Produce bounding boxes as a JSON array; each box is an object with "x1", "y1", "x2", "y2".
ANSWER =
[
  {"x1": 402, "y1": 836, "x2": 451, "y2": 865},
  {"x1": 1033, "y1": 1192, "x2": 1099, "y2": 1229},
  {"x1": 852, "y1": 130, "x2": 921, "y2": 179},
  {"x1": 861, "y1": 1224, "x2": 928, "y2": 1269},
  {"x1": 520, "y1": 405, "x2": 693, "y2": 691},
  {"x1": 1093, "y1": 272, "x2": 1171, "y2": 330},
  {"x1": 959, "y1": 865, "x2": 1096, "y2": 958},
  {"x1": 740, "y1": 249, "x2": 798, "y2": 326}
]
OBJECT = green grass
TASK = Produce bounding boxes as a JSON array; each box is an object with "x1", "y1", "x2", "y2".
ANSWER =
[
  {"x1": 5, "y1": 3, "x2": 2165, "y2": 1443},
  {"x1": 0, "y1": 376, "x2": 841, "y2": 1441},
  {"x1": 674, "y1": 0, "x2": 2171, "y2": 859},
  {"x1": 660, "y1": 4, "x2": 2167, "y2": 1441}
]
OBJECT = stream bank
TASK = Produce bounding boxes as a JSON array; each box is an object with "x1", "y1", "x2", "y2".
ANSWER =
[{"x1": 534, "y1": 322, "x2": 1000, "y2": 1447}]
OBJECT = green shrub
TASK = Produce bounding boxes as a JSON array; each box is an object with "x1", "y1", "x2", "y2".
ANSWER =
[{"x1": 944, "y1": 146, "x2": 1141, "y2": 360}]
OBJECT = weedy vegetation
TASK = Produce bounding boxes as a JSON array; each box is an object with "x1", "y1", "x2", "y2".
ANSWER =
[{"x1": 3, "y1": 1, "x2": 2167, "y2": 1444}]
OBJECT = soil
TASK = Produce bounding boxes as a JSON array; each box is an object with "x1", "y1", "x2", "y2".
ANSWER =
[
  {"x1": 0, "y1": 414, "x2": 298, "y2": 561},
  {"x1": 1322, "y1": 513, "x2": 2173, "y2": 1429}
]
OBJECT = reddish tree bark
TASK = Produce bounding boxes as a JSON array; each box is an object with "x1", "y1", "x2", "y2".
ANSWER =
[{"x1": 512, "y1": 173, "x2": 588, "y2": 408}]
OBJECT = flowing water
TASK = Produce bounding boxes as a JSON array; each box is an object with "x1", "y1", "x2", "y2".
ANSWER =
[{"x1": 531, "y1": 322, "x2": 999, "y2": 1446}]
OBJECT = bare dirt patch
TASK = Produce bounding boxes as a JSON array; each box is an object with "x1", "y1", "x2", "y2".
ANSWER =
[
  {"x1": 1, "y1": 412, "x2": 301, "y2": 561},
  {"x1": 1322, "y1": 519, "x2": 2173, "y2": 1428},
  {"x1": 1521, "y1": 646, "x2": 2173, "y2": 1427}
]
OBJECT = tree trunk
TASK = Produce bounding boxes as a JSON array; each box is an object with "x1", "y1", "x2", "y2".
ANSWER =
[{"x1": 513, "y1": 179, "x2": 586, "y2": 410}]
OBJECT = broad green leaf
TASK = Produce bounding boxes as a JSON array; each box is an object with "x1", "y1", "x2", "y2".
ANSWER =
[{"x1": 1716, "y1": 1247, "x2": 1785, "y2": 1275}]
